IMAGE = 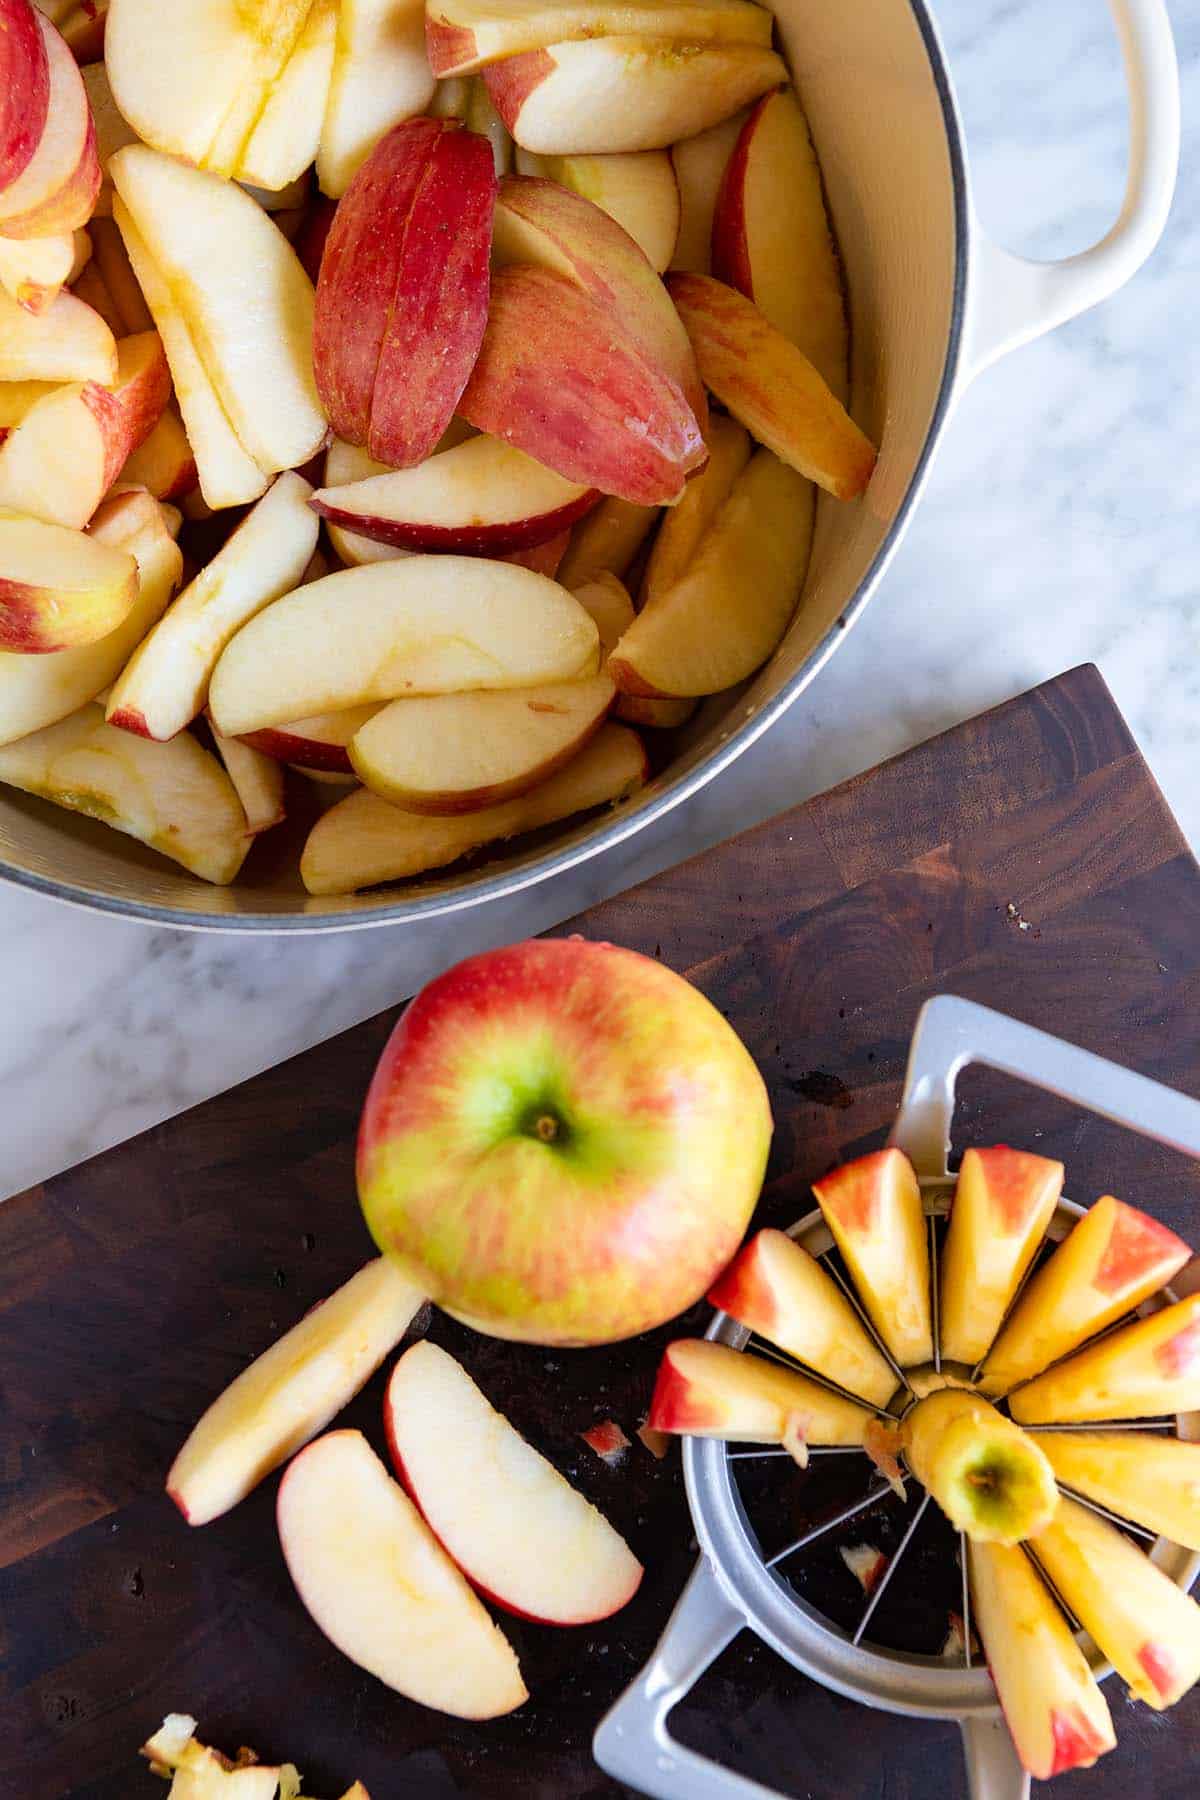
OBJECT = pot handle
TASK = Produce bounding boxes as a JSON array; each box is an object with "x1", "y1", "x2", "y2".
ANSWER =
[{"x1": 961, "y1": 0, "x2": 1179, "y2": 383}]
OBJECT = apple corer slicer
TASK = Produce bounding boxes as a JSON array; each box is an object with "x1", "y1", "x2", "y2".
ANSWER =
[{"x1": 593, "y1": 996, "x2": 1200, "y2": 1800}]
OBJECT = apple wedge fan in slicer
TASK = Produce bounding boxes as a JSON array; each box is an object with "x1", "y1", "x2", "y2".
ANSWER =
[{"x1": 594, "y1": 997, "x2": 1200, "y2": 1800}]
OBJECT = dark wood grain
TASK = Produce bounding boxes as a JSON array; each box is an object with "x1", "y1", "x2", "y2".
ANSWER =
[{"x1": 3, "y1": 664, "x2": 1199, "y2": 1800}]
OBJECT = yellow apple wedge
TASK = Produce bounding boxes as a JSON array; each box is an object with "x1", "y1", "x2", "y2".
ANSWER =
[
  {"x1": 301, "y1": 720, "x2": 647, "y2": 894},
  {"x1": 669, "y1": 110, "x2": 747, "y2": 274},
  {"x1": 708, "y1": 1230, "x2": 898, "y2": 1408},
  {"x1": 0, "y1": 701, "x2": 248, "y2": 882},
  {"x1": 0, "y1": 285, "x2": 116, "y2": 385},
  {"x1": 0, "y1": 490, "x2": 180, "y2": 745},
  {"x1": 483, "y1": 38, "x2": 785, "y2": 154},
  {"x1": 0, "y1": 231, "x2": 79, "y2": 316},
  {"x1": 939, "y1": 1146, "x2": 1064, "y2": 1368},
  {"x1": 167, "y1": 1257, "x2": 425, "y2": 1526},
  {"x1": 648, "y1": 1340, "x2": 873, "y2": 1452},
  {"x1": 209, "y1": 558, "x2": 601, "y2": 738},
  {"x1": 317, "y1": 0, "x2": 435, "y2": 199},
  {"x1": 0, "y1": 380, "x2": 58, "y2": 431},
  {"x1": 427, "y1": 0, "x2": 772, "y2": 77},
  {"x1": 515, "y1": 147, "x2": 680, "y2": 271},
  {"x1": 1010, "y1": 1293, "x2": 1200, "y2": 1424},
  {"x1": 556, "y1": 495, "x2": 658, "y2": 588},
  {"x1": 968, "y1": 1540, "x2": 1115, "y2": 1779},
  {"x1": 210, "y1": 724, "x2": 286, "y2": 836},
  {"x1": 1030, "y1": 1431, "x2": 1200, "y2": 1550},
  {"x1": 80, "y1": 61, "x2": 138, "y2": 220},
  {"x1": 979, "y1": 1195, "x2": 1191, "y2": 1396},
  {"x1": 0, "y1": 515, "x2": 137, "y2": 651},
  {"x1": 607, "y1": 448, "x2": 814, "y2": 697},
  {"x1": 109, "y1": 146, "x2": 327, "y2": 478},
  {"x1": 639, "y1": 411, "x2": 750, "y2": 604},
  {"x1": 277, "y1": 1430, "x2": 528, "y2": 1719},
  {"x1": 236, "y1": 0, "x2": 339, "y2": 193},
  {"x1": 668, "y1": 274, "x2": 876, "y2": 500},
  {"x1": 811, "y1": 1147, "x2": 932, "y2": 1367},
  {"x1": 107, "y1": 471, "x2": 318, "y2": 741},
  {"x1": 115, "y1": 408, "x2": 199, "y2": 504},
  {"x1": 903, "y1": 1390, "x2": 1058, "y2": 1544},
  {"x1": 1031, "y1": 1493, "x2": 1200, "y2": 1710}
]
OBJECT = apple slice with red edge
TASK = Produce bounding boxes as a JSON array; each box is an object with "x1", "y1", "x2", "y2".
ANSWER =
[
  {"x1": 0, "y1": 0, "x2": 50, "y2": 197},
  {"x1": 648, "y1": 1339, "x2": 873, "y2": 1450},
  {"x1": 1029, "y1": 1430, "x2": 1200, "y2": 1550},
  {"x1": 242, "y1": 704, "x2": 385, "y2": 774},
  {"x1": 277, "y1": 1429, "x2": 528, "y2": 1718},
  {"x1": 114, "y1": 408, "x2": 198, "y2": 504},
  {"x1": 812, "y1": 1147, "x2": 932, "y2": 1367},
  {"x1": 515, "y1": 147, "x2": 679, "y2": 272},
  {"x1": 505, "y1": 527, "x2": 568, "y2": 576},
  {"x1": 1008, "y1": 1291, "x2": 1200, "y2": 1424},
  {"x1": 0, "y1": 284, "x2": 115, "y2": 384},
  {"x1": 669, "y1": 109, "x2": 746, "y2": 274},
  {"x1": 317, "y1": 0, "x2": 436, "y2": 200},
  {"x1": 384, "y1": 1340, "x2": 642, "y2": 1623},
  {"x1": 939, "y1": 1147, "x2": 1064, "y2": 1368},
  {"x1": 426, "y1": 0, "x2": 772, "y2": 78},
  {"x1": 0, "y1": 514, "x2": 137, "y2": 651},
  {"x1": 0, "y1": 13, "x2": 99, "y2": 239}
]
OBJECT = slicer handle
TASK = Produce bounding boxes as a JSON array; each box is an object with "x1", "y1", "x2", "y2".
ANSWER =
[
  {"x1": 889, "y1": 995, "x2": 1200, "y2": 1179},
  {"x1": 593, "y1": 1559, "x2": 788, "y2": 1800},
  {"x1": 960, "y1": 1716, "x2": 1030, "y2": 1800}
]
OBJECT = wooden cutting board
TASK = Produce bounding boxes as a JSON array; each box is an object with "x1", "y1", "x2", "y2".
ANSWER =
[{"x1": 3, "y1": 663, "x2": 1199, "y2": 1800}]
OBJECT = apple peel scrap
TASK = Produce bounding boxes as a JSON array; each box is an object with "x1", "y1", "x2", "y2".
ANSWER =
[{"x1": 140, "y1": 1712, "x2": 368, "y2": 1798}]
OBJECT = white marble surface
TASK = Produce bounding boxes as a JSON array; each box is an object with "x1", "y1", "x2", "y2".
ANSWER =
[{"x1": 1, "y1": 0, "x2": 1196, "y2": 1202}]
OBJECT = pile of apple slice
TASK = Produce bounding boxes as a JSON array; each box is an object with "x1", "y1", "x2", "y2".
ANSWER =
[
  {"x1": 167, "y1": 1257, "x2": 641, "y2": 1720},
  {"x1": 0, "y1": 0, "x2": 880, "y2": 897},
  {"x1": 141, "y1": 1712, "x2": 369, "y2": 1800},
  {"x1": 650, "y1": 1144, "x2": 1200, "y2": 1782}
]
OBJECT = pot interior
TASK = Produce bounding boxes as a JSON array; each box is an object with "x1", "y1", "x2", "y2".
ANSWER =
[{"x1": 0, "y1": 0, "x2": 964, "y2": 929}]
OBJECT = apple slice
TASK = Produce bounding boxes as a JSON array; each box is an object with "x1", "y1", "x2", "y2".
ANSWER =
[
  {"x1": 107, "y1": 470, "x2": 318, "y2": 740},
  {"x1": 88, "y1": 215, "x2": 154, "y2": 334},
  {"x1": 0, "y1": 330, "x2": 170, "y2": 529},
  {"x1": 315, "y1": 119, "x2": 495, "y2": 469},
  {"x1": 80, "y1": 61, "x2": 138, "y2": 220},
  {"x1": 384, "y1": 1341, "x2": 642, "y2": 1623},
  {"x1": 708, "y1": 1229, "x2": 898, "y2": 1407},
  {"x1": 0, "y1": 379, "x2": 57, "y2": 430},
  {"x1": 492, "y1": 172, "x2": 704, "y2": 426},
  {"x1": 0, "y1": 514, "x2": 137, "y2": 650},
  {"x1": 0, "y1": 14, "x2": 98, "y2": 239},
  {"x1": 614, "y1": 691, "x2": 694, "y2": 728},
  {"x1": 0, "y1": 230, "x2": 78, "y2": 316},
  {"x1": 712, "y1": 88, "x2": 849, "y2": 402},
  {"x1": 203, "y1": 3, "x2": 323, "y2": 183},
  {"x1": 968, "y1": 1539, "x2": 1114, "y2": 1780},
  {"x1": 811, "y1": 1148, "x2": 932, "y2": 1368},
  {"x1": 350, "y1": 673, "x2": 614, "y2": 812},
  {"x1": 903, "y1": 1390, "x2": 1058, "y2": 1544},
  {"x1": 167, "y1": 1257, "x2": 425, "y2": 1526},
  {"x1": 979, "y1": 1195, "x2": 1191, "y2": 1396},
  {"x1": 1030, "y1": 1430, "x2": 1200, "y2": 1550},
  {"x1": 640, "y1": 411, "x2": 750, "y2": 604},
  {"x1": 1031, "y1": 1493, "x2": 1200, "y2": 1710},
  {"x1": 428, "y1": 0, "x2": 771, "y2": 77},
  {"x1": 669, "y1": 109, "x2": 746, "y2": 274},
  {"x1": 236, "y1": 0, "x2": 338, "y2": 193},
  {"x1": 316, "y1": 0, "x2": 435, "y2": 199},
  {"x1": 1009, "y1": 1292, "x2": 1200, "y2": 1424},
  {"x1": 505, "y1": 527, "x2": 568, "y2": 577},
  {"x1": 0, "y1": 700, "x2": 248, "y2": 880},
  {"x1": 483, "y1": 38, "x2": 785, "y2": 154},
  {"x1": 939, "y1": 1147, "x2": 1064, "y2": 1368},
  {"x1": 557, "y1": 495, "x2": 658, "y2": 588},
  {"x1": 116, "y1": 408, "x2": 199, "y2": 503},
  {"x1": 0, "y1": 0, "x2": 50, "y2": 196},
  {"x1": 465, "y1": 75, "x2": 513, "y2": 176},
  {"x1": 323, "y1": 436, "x2": 415, "y2": 567},
  {"x1": 301, "y1": 718, "x2": 646, "y2": 893},
  {"x1": 242, "y1": 703, "x2": 384, "y2": 773},
  {"x1": 0, "y1": 284, "x2": 115, "y2": 384},
  {"x1": 668, "y1": 274, "x2": 876, "y2": 500},
  {"x1": 312, "y1": 433, "x2": 598, "y2": 555},
  {"x1": 210, "y1": 555, "x2": 600, "y2": 736},
  {"x1": 648, "y1": 1339, "x2": 873, "y2": 1449},
  {"x1": 42, "y1": 0, "x2": 110, "y2": 61},
  {"x1": 0, "y1": 489, "x2": 180, "y2": 745},
  {"x1": 460, "y1": 265, "x2": 705, "y2": 505},
  {"x1": 608, "y1": 448, "x2": 814, "y2": 697},
  {"x1": 209, "y1": 724, "x2": 285, "y2": 835},
  {"x1": 69, "y1": 259, "x2": 123, "y2": 337},
  {"x1": 139, "y1": 1717, "x2": 300, "y2": 1797},
  {"x1": 514, "y1": 147, "x2": 678, "y2": 271},
  {"x1": 277, "y1": 1429, "x2": 528, "y2": 1718},
  {"x1": 110, "y1": 146, "x2": 327, "y2": 477},
  {"x1": 112, "y1": 200, "x2": 271, "y2": 511},
  {"x1": 572, "y1": 569, "x2": 634, "y2": 654}
]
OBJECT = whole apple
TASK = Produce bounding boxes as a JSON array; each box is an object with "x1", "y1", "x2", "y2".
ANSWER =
[{"x1": 357, "y1": 936, "x2": 772, "y2": 1345}]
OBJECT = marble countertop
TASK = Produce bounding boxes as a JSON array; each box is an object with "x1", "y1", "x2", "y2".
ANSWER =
[{"x1": 1, "y1": 0, "x2": 1196, "y2": 1203}]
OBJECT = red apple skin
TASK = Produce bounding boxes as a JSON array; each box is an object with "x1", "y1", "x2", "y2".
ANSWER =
[
  {"x1": 1048, "y1": 1707, "x2": 1113, "y2": 1778},
  {"x1": 106, "y1": 702, "x2": 150, "y2": 736},
  {"x1": 309, "y1": 484, "x2": 600, "y2": 556},
  {"x1": 0, "y1": 0, "x2": 50, "y2": 193},
  {"x1": 485, "y1": 49, "x2": 554, "y2": 124},
  {"x1": 504, "y1": 528, "x2": 570, "y2": 576},
  {"x1": 648, "y1": 1347, "x2": 718, "y2": 1434},
  {"x1": 0, "y1": 18, "x2": 100, "y2": 239},
  {"x1": 241, "y1": 726, "x2": 355, "y2": 773},
  {"x1": 295, "y1": 193, "x2": 337, "y2": 285},
  {"x1": 1095, "y1": 1202, "x2": 1189, "y2": 1294},
  {"x1": 358, "y1": 937, "x2": 772, "y2": 1346}
]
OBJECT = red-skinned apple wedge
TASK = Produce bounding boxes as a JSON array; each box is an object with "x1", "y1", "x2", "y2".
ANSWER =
[
  {"x1": 0, "y1": 14, "x2": 99, "y2": 239},
  {"x1": 427, "y1": 0, "x2": 771, "y2": 77},
  {"x1": 0, "y1": 514, "x2": 137, "y2": 651},
  {"x1": 812, "y1": 1147, "x2": 932, "y2": 1367},
  {"x1": 1030, "y1": 1430, "x2": 1200, "y2": 1550},
  {"x1": 384, "y1": 1341, "x2": 642, "y2": 1623},
  {"x1": 968, "y1": 1539, "x2": 1115, "y2": 1780},
  {"x1": 0, "y1": 284, "x2": 115, "y2": 383},
  {"x1": 0, "y1": 0, "x2": 50, "y2": 197},
  {"x1": 649, "y1": 1340, "x2": 872, "y2": 1449},
  {"x1": 320, "y1": 438, "x2": 401, "y2": 567},
  {"x1": 168, "y1": 1258, "x2": 425, "y2": 1526},
  {"x1": 669, "y1": 109, "x2": 746, "y2": 273},
  {"x1": 708, "y1": 1228, "x2": 898, "y2": 1407},
  {"x1": 115, "y1": 408, "x2": 198, "y2": 503},
  {"x1": 300, "y1": 719, "x2": 647, "y2": 893},
  {"x1": 277, "y1": 1430, "x2": 528, "y2": 1718},
  {"x1": 939, "y1": 1147, "x2": 1064, "y2": 1368},
  {"x1": 459, "y1": 264, "x2": 706, "y2": 504},
  {"x1": 0, "y1": 700, "x2": 248, "y2": 881},
  {"x1": 311, "y1": 433, "x2": 599, "y2": 555},
  {"x1": 1031, "y1": 1494, "x2": 1200, "y2": 1710},
  {"x1": 358, "y1": 936, "x2": 770, "y2": 1342},
  {"x1": 1009, "y1": 1292, "x2": 1200, "y2": 1424},
  {"x1": 516, "y1": 148, "x2": 679, "y2": 271},
  {"x1": 484, "y1": 38, "x2": 785, "y2": 155},
  {"x1": 209, "y1": 556, "x2": 600, "y2": 737},
  {"x1": 979, "y1": 1195, "x2": 1190, "y2": 1396},
  {"x1": 712, "y1": 87, "x2": 849, "y2": 400},
  {"x1": 317, "y1": 0, "x2": 436, "y2": 199},
  {"x1": 107, "y1": 470, "x2": 318, "y2": 740},
  {"x1": 668, "y1": 274, "x2": 876, "y2": 499},
  {"x1": 314, "y1": 118, "x2": 496, "y2": 468},
  {"x1": 242, "y1": 705, "x2": 384, "y2": 774}
]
